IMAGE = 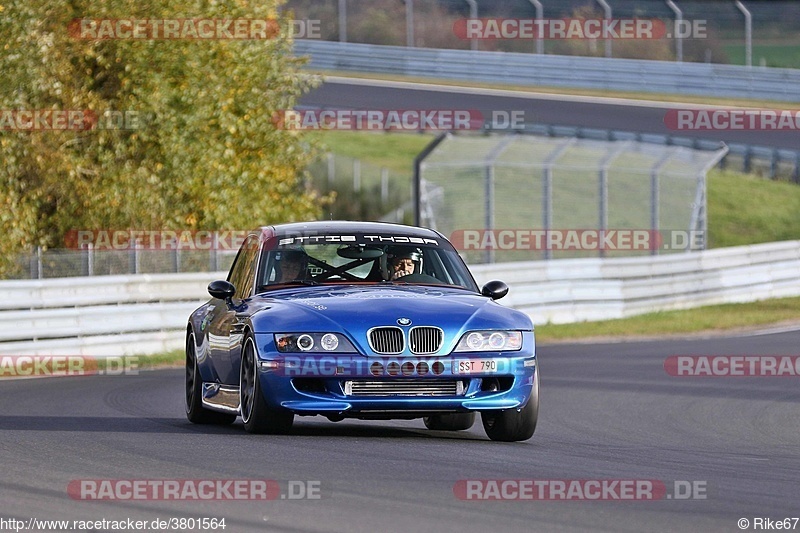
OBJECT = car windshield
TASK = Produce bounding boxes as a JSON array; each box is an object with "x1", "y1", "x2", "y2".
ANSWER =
[{"x1": 257, "y1": 236, "x2": 478, "y2": 292}]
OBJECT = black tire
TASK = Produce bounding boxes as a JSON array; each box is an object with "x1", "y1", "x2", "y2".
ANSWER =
[
  {"x1": 482, "y1": 368, "x2": 539, "y2": 442},
  {"x1": 185, "y1": 333, "x2": 237, "y2": 425},
  {"x1": 423, "y1": 413, "x2": 476, "y2": 431},
  {"x1": 240, "y1": 335, "x2": 294, "y2": 434}
]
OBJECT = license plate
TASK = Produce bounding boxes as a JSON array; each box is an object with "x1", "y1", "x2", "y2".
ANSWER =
[{"x1": 452, "y1": 359, "x2": 502, "y2": 374}]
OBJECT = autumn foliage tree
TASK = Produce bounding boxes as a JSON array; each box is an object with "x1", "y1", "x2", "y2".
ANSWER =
[{"x1": 0, "y1": 0, "x2": 326, "y2": 276}]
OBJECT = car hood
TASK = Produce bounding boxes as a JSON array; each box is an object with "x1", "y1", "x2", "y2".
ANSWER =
[{"x1": 249, "y1": 285, "x2": 532, "y2": 356}]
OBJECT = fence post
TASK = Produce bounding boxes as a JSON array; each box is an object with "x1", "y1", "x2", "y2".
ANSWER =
[
  {"x1": 353, "y1": 159, "x2": 361, "y2": 192},
  {"x1": 484, "y1": 163, "x2": 494, "y2": 264},
  {"x1": 543, "y1": 138, "x2": 576, "y2": 260},
  {"x1": 743, "y1": 147, "x2": 752, "y2": 173},
  {"x1": 650, "y1": 150, "x2": 674, "y2": 256},
  {"x1": 30, "y1": 247, "x2": 41, "y2": 279},
  {"x1": 381, "y1": 168, "x2": 389, "y2": 204},
  {"x1": 770, "y1": 149, "x2": 778, "y2": 180},
  {"x1": 794, "y1": 153, "x2": 800, "y2": 184},
  {"x1": 404, "y1": 0, "x2": 414, "y2": 47},
  {"x1": 413, "y1": 132, "x2": 449, "y2": 226},
  {"x1": 665, "y1": 0, "x2": 683, "y2": 62},
  {"x1": 338, "y1": 0, "x2": 347, "y2": 42},
  {"x1": 596, "y1": 0, "x2": 612, "y2": 58}
]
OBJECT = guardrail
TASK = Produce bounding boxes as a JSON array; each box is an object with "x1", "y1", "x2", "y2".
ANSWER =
[
  {"x1": 471, "y1": 240, "x2": 800, "y2": 325},
  {"x1": 294, "y1": 40, "x2": 800, "y2": 102},
  {"x1": 2, "y1": 240, "x2": 800, "y2": 355},
  {"x1": 0, "y1": 273, "x2": 214, "y2": 356}
]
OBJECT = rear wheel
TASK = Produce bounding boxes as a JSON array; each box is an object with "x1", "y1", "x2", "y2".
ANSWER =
[
  {"x1": 423, "y1": 413, "x2": 476, "y2": 431},
  {"x1": 482, "y1": 368, "x2": 539, "y2": 442},
  {"x1": 240, "y1": 335, "x2": 294, "y2": 434},
  {"x1": 185, "y1": 333, "x2": 237, "y2": 425}
]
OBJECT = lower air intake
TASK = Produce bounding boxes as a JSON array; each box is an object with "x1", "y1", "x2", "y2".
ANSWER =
[{"x1": 344, "y1": 379, "x2": 464, "y2": 397}]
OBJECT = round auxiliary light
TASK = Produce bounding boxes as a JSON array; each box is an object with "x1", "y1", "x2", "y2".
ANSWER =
[
  {"x1": 488, "y1": 332, "x2": 506, "y2": 350},
  {"x1": 297, "y1": 334, "x2": 314, "y2": 351},
  {"x1": 466, "y1": 332, "x2": 484, "y2": 350},
  {"x1": 320, "y1": 333, "x2": 339, "y2": 351},
  {"x1": 387, "y1": 362, "x2": 401, "y2": 376},
  {"x1": 416, "y1": 362, "x2": 429, "y2": 376},
  {"x1": 401, "y1": 362, "x2": 415, "y2": 376},
  {"x1": 432, "y1": 361, "x2": 445, "y2": 375},
  {"x1": 370, "y1": 362, "x2": 384, "y2": 376}
]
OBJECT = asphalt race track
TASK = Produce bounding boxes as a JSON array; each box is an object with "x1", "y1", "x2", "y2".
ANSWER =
[
  {"x1": 301, "y1": 78, "x2": 800, "y2": 150},
  {"x1": 2, "y1": 329, "x2": 799, "y2": 532}
]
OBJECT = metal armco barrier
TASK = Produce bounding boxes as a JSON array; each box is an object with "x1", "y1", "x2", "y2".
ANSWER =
[{"x1": 294, "y1": 40, "x2": 800, "y2": 102}]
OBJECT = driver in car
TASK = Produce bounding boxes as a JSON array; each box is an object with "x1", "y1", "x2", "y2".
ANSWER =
[
  {"x1": 275, "y1": 250, "x2": 308, "y2": 283},
  {"x1": 386, "y1": 247, "x2": 422, "y2": 280}
]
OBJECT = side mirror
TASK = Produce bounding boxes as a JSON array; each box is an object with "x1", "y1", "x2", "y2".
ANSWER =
[
  {"x1": 481, "y1": 280, "x2": 509, "y2": 301},
  {"x1": 208, "y1": 280, "x2": 235, "y2": 301}
]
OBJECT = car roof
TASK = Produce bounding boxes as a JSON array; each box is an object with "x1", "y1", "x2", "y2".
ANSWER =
[{"x1": 258, "y1": 221, "x2": 444, "y2": 240}]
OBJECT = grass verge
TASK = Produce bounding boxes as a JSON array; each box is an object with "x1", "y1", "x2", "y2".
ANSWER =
[
  {"x1": 113, "y1": 349, "x2": 183, "y2": 372},
  {"x1": 308, "y1": 130, "x2": 434, "y2": 175},
  {"x1": 535, "y1": 296, "x2": 800, "y2": 343}
]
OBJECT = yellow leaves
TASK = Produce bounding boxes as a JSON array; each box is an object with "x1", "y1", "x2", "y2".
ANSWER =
[{"x1": 0, "y1": 0, "x2": 321, "y2": 277}]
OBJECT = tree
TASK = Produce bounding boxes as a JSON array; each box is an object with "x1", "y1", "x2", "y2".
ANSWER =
[{"x1": 0, "y1": 0, "x2": 327, "y2": 276}]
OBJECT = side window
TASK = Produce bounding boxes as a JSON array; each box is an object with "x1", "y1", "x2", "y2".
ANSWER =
[{"x1": 227, "y1": 236, "x2": 259, "y2": 300}]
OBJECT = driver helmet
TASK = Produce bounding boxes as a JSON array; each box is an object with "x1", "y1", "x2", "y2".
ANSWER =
[
  {"x1": 383, "y1": 246, "x2": 423, "y2": 280},
  {"x1": 275, "y1": 249, "x2": 309, "y2": 281}
]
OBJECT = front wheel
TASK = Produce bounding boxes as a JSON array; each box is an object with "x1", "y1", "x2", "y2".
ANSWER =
[
  {"x1": 240, "y1": 335, "x2": 294, "y2": 434},
  {"x1": 185, "y1": 333, "x2": 237, "y2": 425},
  {"x1": 482, "y1": 368, "x2": 539, "y2": 442},
  {"x1": 423, "y1": 413, "x2": 476, "y2": 431}
]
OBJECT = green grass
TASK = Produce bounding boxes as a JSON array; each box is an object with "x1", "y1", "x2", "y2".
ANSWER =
[
  {"x1": 724, "y1": 43, "x2": 800, "y2": 69},
  {"x1": 309, "y1": 130, "x2": 434, "y2": 175},
  {"x1": 535, "y1": 296, "x2": 800, "y2": 343},
  {"x1": 707, "y1": 169, "x2": 800, "y2": 247},
  {"x1": 118, "y1": 349, "x2": 183, "y2": 371}
]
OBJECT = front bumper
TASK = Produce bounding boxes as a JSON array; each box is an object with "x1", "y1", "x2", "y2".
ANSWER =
[{"x1": 253, "y1": 333, "x2": 536, "y2": 417}]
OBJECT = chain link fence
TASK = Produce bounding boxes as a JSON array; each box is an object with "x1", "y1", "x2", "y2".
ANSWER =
[
  {"x1": 416, "y1": 132, "x2": 728, "y2": 263},
  {"x1": 10, "y1": 248, "x2": 239, "y2": 281}
]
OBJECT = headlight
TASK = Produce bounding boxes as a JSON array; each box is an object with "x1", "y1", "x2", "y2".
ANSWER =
[
  {"x1": 274, "y1": 333, "x2": 357, "y2": 353},
  {"x1": 454, "y1": 330, "x2": 522, "y2": 352}
]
